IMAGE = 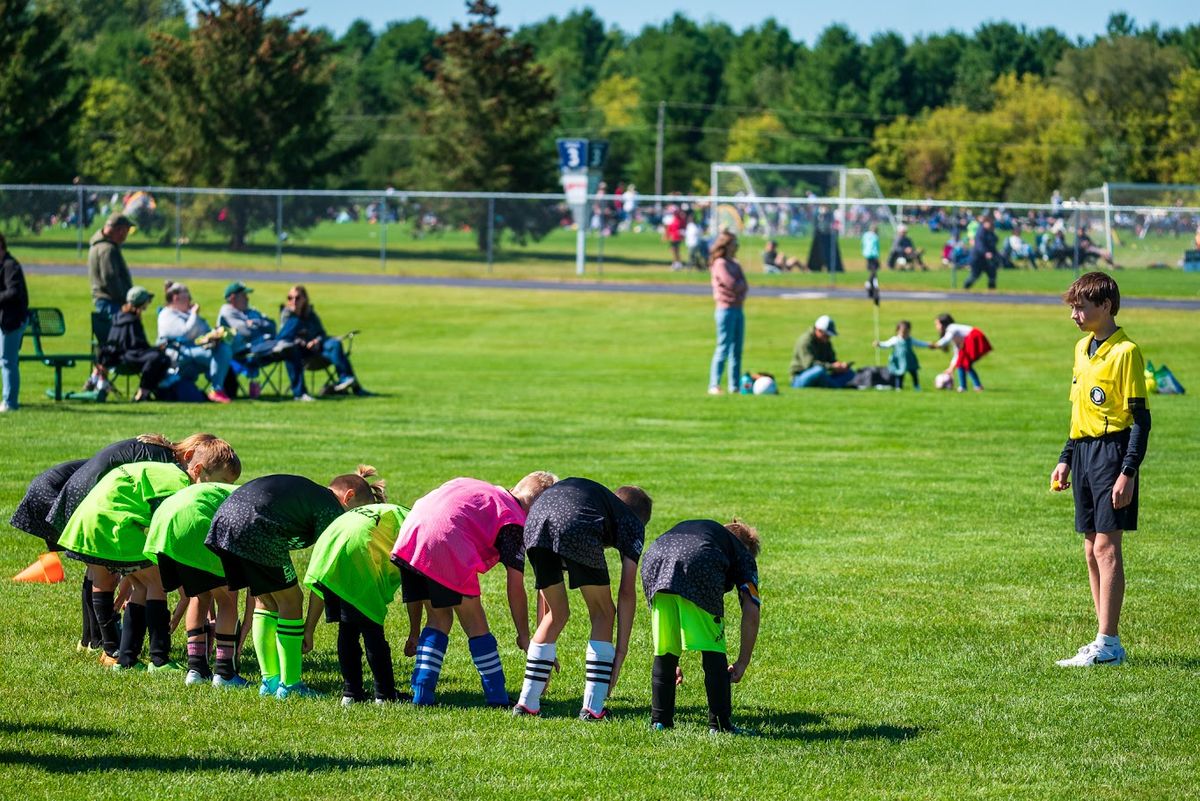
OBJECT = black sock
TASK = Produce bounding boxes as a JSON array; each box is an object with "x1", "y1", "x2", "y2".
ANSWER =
[
  {"x1": 359, "y1": 617, "x2": 396, "y2": 701},
  {"x1": 91, "y1": 590, "x2": 119, "y2": 656},
  {"x1": 652, "y1": 653, "x2": 680, "y2": 728},
  {"x1": 214, "y1": 633, "x2": 237, "y2": 680},
  {"x1": 702, "y1": 651, "x2": 733, "y2": 731},
  {"x1": 81, "y1": 576, "x2": 100, "y2": 648},
  {"x1": 336, "y1": 617, "x2": 365, "y2": 700},
  {"x1": 145, "y1": 599, "x2": 171, "y2": 667},
  {"x1": 186, "y1": 627, "x2": 212, "y2": 677},
  {"x1": 117, "y1": 602, "x2": 147, "y2": 667}
]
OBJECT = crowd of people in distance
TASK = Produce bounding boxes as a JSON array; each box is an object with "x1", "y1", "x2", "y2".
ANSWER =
[
  {"x1": 83, "y1": 212, "x2": 367, "y2": 404},
  {"x1": 13, "y1": 439, "x2": 762, "y2": 733}
]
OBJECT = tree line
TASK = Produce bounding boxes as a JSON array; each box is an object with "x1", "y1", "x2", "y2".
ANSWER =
[{"x1": 3, "y1": 0, "x2": 1199, "y2": 243}]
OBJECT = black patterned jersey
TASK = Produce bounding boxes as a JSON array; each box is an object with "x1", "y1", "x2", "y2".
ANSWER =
[
  {"x1": 11, "y1": 459, "x2": 87, "y2": 546},
  {"x1": 205, "y1": 474, "x2": 343, "y2": 568},
  {"x1": 640, "y1": 519, "x2": 760, "y2": 618},
  {"x1": 522, "y1": 477, "x2": 644, "y2": 570},
  {"x1": 48, "y1": 439, "x2": 175, "y2": 531}
]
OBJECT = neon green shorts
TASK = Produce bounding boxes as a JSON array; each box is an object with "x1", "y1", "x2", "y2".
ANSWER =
[{"x1": 651, "y1": 593, "x2": 726, "y2": 656}]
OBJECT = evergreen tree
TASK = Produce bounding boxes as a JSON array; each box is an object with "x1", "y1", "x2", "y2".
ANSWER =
[{"x1": 132, "y1": 0, "x2": 364, "y2": 248}]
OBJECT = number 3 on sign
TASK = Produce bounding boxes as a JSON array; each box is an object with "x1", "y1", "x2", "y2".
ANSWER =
[{"x1": 557, "y1": 139, "x2": 588, "y2": 171}]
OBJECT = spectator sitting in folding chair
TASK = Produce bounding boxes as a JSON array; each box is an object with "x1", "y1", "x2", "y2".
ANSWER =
[
  {"x1": 157, "y1": 281, "x2": 233, "y2": 404},
  {"x1": 99, "y1": 286, "x2": 173, "y2": 403},
  {"x1": 217, "y1": 281, "x2": 309, "y2": 401},
  {"x1": 279, "y1": 285, "x2": 367, "y2": 397}
]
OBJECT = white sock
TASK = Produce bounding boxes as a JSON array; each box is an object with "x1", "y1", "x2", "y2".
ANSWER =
[
  {"x1": 581, "y1": 640, "x2": 616, "y2": 715},
  {"x1": 1096, "y1": 633, "x2": 1120, "y2": 647},
  {"x1": 517, "y1": 641, "x2": 556, "y2": 712}
]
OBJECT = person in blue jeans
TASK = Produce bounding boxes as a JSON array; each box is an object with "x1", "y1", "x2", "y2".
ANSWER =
[
  {"x1": 707, "y1": 231, "x2": 748, "y2": 395},
  {"x1": 0, "y1": 233, "x2": 30, "y2": 413},
  {"x1": 789, "y1": 315, "x2": 856, "y2": 389},
  {"x1": 279, "y1": 285, "x2": 367, "y2": 396}
]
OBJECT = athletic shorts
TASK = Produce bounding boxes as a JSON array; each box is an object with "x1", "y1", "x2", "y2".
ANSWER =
[
  {"x1": 1072, "y1": 432, "x2": 1138, "y2": 533},
  {"x1": 526, "y1": 546, "x2": 609, "y2": 590},
  {"x1": 319, "y1": 585, "x2": 343, "y2": 623},
  {"x1": 63, "y1": 550, "x2": 150, "y2": 577},
  {"x1": 219, "y1": 552, "x2": 297, "y2": 596},
  {"x1": 395, "y1": 560, "x2": 465, "y2": 609},
  {"x1": 156, "y1": 553, "x2": 225, "y2": 596},
  {"x1": 651, "y1": 593, "x2": 725, "y2": 656}
]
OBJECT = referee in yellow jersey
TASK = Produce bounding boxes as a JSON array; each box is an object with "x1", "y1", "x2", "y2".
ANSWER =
[{"x1": 1051, "y1": 272, "x2": 1151, "y2": 667}]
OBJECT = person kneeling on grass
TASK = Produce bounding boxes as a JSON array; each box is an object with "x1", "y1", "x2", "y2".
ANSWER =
[
  {"x1": 641, "y1": 519, "x2": 761, "y2": 734},
  {"x1": 304, "y1": 501, "x2": 415, "y2": 706},
  {"x1": 143, "y1": 481, "x2": 251, "y2": 688},
  {"x1": 391, "y1": 472, "x2": 558, "y2": 708},
  {"x1": 514, "y1": 477, "x2": 652, "y2": 721},
  {"x1": 57, "y1": 448, "x2": 241, "y2": 673},
  {"x1": 204, "y1": 467, "x2": 383, "y2": 700}
]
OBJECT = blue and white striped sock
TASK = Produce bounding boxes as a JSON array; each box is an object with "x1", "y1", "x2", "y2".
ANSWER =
[
  {"x1": 468, "y1": 632, "x2": 509, "y2": 706},
  {"x1": 582, "y1": 640, "x2": 615, "y2": 715},
  {"x1": 411, "y1": 627, "x2": 448, "y2": 706}
]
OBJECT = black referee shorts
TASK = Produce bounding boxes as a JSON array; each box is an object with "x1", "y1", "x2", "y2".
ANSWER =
[{"x1": 1071, "y1": 431, "x2": 1138, "y2": 534}]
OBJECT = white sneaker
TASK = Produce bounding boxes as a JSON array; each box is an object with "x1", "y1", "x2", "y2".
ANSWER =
[
  {"x1": 294, "y1": 393, "x2": 315, "y2": 402},
  {"x1": 1056, "y1": 641, "x2": 1125, "y2": 667},
  {"x1": 184, "y1": 669, "x2": 208, "y2": 686}
]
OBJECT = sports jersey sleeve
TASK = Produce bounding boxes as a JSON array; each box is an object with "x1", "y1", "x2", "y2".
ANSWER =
[
  {"x1": 1120, "y1": 345, "x2": 1149, "y2": 410},
  {"x1": 731, "y1": 544, "x2": 761, "y2": 607},
  {"x1": 615, "y1": 512, "x2": 645, "y2": 564},
  {"x1": 495, "y1": 523, "x2": 525, "y2": 572}
]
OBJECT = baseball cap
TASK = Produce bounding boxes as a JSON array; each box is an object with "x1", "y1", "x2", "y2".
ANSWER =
[
  {"x1": 126, "y1": 286, "x2": 153, "y2": 307},
  {"x1": 814, "y1": 315, "x2": 838, "y2": 336},
  {"x1": 224, "y1": 281, "x2": 254, "y2": 299},
  {"x1": 105, "y1": 212, "x2": 134, "y2": 229}
]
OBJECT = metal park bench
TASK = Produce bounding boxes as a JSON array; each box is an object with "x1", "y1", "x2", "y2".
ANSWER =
[{"x1": 18, "y1": 308, "x2": 94, "y2": 401}]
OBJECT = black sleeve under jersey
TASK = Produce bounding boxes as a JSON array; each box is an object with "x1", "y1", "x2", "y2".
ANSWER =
[
  {"x1": 1122, "y1": 400, "x2": 1151, "y2": 473},
  {"x1": 495, "y1": 523, "x2": 525, "y2": 572},
  {"x1": 1059, "y1": 439, "x2": 1074, "y2": 467}
]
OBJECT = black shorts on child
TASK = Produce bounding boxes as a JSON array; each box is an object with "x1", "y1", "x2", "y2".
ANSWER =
[
  {"x1": 219, "y1": 553, "x2": 297, "y2": 596},
  {"x1": 63, "y1": 550, "x2": 150, "y2": 577},
  {"x1": 526, "y1": 546, "x2": 609, "y2": 590},
  {"x1": 156, "y1": 554, "x2": 226, "y2": 596},
  {"x1": 1072, "y1": 431, "x2": 1138, "y2": 534},
  {"x1": 395, "y1": 560, "x2": 464, "y2": 609}
]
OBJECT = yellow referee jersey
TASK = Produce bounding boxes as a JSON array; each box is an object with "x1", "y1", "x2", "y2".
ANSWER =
[{"x1": 1068, "y1": 328, "x2": 1148, "y2": 439}]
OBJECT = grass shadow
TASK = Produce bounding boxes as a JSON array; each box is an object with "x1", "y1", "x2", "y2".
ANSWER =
[
  {"x1": 735, "y1": 708, "x2": 922, "y2": 743},
  {"x1": 0, "y1": 720, "x2": 107, "y2": 738},
  {"x1": 0, "y1": 750, "x2": 415, "y2": 774},
  {"x1": 1129, "y1": 655, "x2": 1200, "y2": 670}
]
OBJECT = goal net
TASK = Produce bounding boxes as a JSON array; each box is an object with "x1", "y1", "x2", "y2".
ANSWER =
[
  {"x1": 1079, "y1": 183, "x2": 1200, "y2": 268},
  {"x1": 709, "y1": 163, "x2": 897, "y2": 239}
]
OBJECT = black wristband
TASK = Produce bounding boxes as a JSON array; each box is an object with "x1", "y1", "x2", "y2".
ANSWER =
[{"x1": 1121, "y1": 465, "x2": 1137, "y2": 477}]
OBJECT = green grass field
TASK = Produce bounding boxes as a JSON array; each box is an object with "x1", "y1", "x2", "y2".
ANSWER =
[
  {"x1": 9, "y1": 217, "x2": 1200, "y2": 300},
  {"x1": 2, "y1": 275, "x2": 1199, "y2": 799}
]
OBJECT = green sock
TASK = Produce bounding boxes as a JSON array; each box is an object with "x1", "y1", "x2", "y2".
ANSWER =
[
  {"x1": 252, "y1": 609, "x2": 279, "y2": 682},
  {"x1": 276, "y1": 617, "x2": 305, "y2": 687}
]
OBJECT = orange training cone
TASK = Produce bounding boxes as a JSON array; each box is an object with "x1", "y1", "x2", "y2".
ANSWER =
[{"x1": 12, "y1": 552, "x2": 65, "y2": 584}]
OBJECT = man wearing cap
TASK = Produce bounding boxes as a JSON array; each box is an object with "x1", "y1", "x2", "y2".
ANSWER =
[
  {"x1": 789, "y1": 315, "x2": 856, "y2": 389},
  {"x1": 88, "y1": 213, "x2": 135, "y2": 318},
  {"x1": 217, "y1": 281, "x2": 308, "y2": 400}
]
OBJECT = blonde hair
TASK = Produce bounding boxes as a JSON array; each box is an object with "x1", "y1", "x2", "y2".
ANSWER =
[
  {"x1": 193, "y1": 439, "x2": 241, "y2": 481},
  {"x1": 137, "y1": 432, "x2": 221, "y2": 463},
  {"x1": 330, "y1": 464, "x2": 387, "y2": 507},
  {"x1": 511, "y1": 471, "x2": 558, "y2": 507},
  {"x1": 725, "y1": 519, "x2": 761, "y2": 558}
]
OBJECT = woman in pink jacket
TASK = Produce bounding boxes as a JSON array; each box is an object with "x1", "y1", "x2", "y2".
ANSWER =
[{"x1": 708, "y1": 230, "x2": 749, "y2": 395}]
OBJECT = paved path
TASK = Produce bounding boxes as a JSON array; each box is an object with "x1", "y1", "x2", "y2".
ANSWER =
[{"x1": 27, "y1": 263, "x2": 1200, "y2": 310}]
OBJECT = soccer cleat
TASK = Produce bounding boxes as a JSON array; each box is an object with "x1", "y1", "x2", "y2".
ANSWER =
[
  {"x1": 511, "y1": 703, "x2": 540, "y2": 718},
  {"x1": 487, "y1": 696, "x2": 515, "y2": 710},
  {"x1": 147, "y1": 660, "x2": 186, "y2": 674},
  {"x1": 98, "y1": 652, "x2": 120, "y2": 668},
  {"x1": 376, "y1": 692, "x2": 412, "y2": 705},
  {"x1": 709, "y1": 724, "x2": 753, "y2": 736},
  {"x1": 275, "y1": 681, "x2": 321, "y2": 700},
  {"x1": 259, "y1": 677, "x2": 281, "y2": 697},
  {"x1": 578, "y1": 707, "x2": 611, "y2": 722},
  {"x1": 77, "y1": 641, "x2": 99, "y2": 654},
  {"x1": 213, "y1": 674, "x2": 251, "y2": 689},
  {"x1": 184, "y1": 669, "x2": 209, "y2": 686},
  {"x1": 652, "y1": 722, "x2": 668, "y2": 731},
  {"x1": 340, "y1": 695, "x2": 361, "y2": 708},
  {"x1": 111, "y1": 662, "x2": 146, "y2": 672}
]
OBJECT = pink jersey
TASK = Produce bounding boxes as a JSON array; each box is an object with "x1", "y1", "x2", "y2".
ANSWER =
[{"x1": 391, "y1": 477, "x2": 526, "y2": 596}]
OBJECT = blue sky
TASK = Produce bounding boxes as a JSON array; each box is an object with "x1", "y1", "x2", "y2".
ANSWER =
[{"x1": 268, "y1": 1, "x2": 1194, "y2": 42}]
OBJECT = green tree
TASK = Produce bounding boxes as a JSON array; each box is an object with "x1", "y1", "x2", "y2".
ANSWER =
[
  {"x1": 73, "y1": 77, "x2": 142, "y2": 184},
  {"x1": 0, "y1": 0, "x2": 81, "y2": 183},
  {"x1": 1161, "y1": 67, "x2": 1200, "y2": 182},
  {"x1": 132, "y1": 0, "x2": 362, "y2": 248},
  {"x1": 789, "y1": 25, "x2": 868, "y2": 164},
  {"x1": 415, "y1": 1, "x2": 558, "y2": 248}
]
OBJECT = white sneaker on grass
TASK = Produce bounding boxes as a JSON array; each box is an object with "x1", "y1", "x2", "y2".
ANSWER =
[
  {"x1": 1056, "y1": 641, "x2": 1126, "y2": 667},
  {"x1": 184, "y1": 669, "x2": 208, "y2": 686}
]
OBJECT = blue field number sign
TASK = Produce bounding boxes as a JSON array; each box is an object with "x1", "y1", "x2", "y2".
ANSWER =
[
  {"x1": 557, "y1": 139, "x2": 588, "y2": 171},
  {"x1": 588, "y1": 140, "x2": 609, "y2": 170}
]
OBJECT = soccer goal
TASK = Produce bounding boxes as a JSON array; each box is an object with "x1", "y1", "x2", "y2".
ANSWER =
[
  {"x1": 1080, "y1": 182, "x2": 1200, "y2": 267},
  {"x1": 709, "y1": 163, "x2": 898, "y2": 238}
]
